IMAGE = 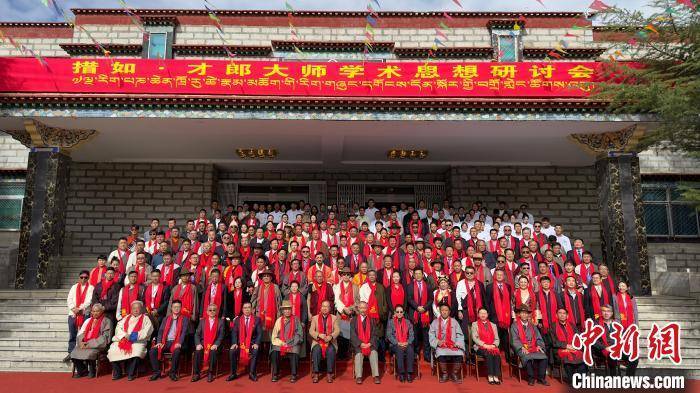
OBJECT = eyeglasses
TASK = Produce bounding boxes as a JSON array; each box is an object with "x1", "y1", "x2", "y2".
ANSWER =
[
  {"x1": 79, "y1": 276, "x2": 88, "y2": 280},
  {"x1": 394, "y1": 310, "x2": 404, "y2": 314},
  {"x1": 465, "y1": 272, "x2": 474, "y2": 275}
]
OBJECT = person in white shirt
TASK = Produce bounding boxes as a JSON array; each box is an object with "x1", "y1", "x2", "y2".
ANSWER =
[
  {"x1": 540, "y1": 218, "x2": 556, "y2": 238},
  {"x1": 66, "y1": 270, "x2": 94, "y2": 362},
  {"x1": 365, "y1": 199, "x2": 379, "y2": 219},
  {"x1": 397, "y1": 203, "x2": 409, "y2": 226},
  {"x1": 417, "y1": 200, "x2": 428, "y2": 219},
  {"x1": 270, "y1": 203, "x2": 284, "y2": 224},
  {"x1": 554, "y1": 225, "x2": 572, "y2": 253}
]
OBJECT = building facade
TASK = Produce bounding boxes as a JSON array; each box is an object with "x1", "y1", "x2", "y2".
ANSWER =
[{"x1": 0, "y1": 8, "x2": 698, "y2": 298}]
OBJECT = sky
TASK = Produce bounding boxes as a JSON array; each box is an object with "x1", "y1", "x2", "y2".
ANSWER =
[{"x1": 1, "y1": 0, "x2": 651, "y2": 22}]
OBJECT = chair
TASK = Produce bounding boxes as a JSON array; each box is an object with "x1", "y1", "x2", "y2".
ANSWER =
[
  {"x1": 390, "y1": 351, "x2": 422, "y2": 380},
  {"x1": 70, "y1": 352, "x2": 109, "y2": 378},
  {"x1": 351, "y1": 348, "x2": 385, "y2": 379},
  {"x1": 309, "y1": 347, "x2": 337, "y2": 379},
  {"x1": 467, "y1": 329, "x2": 503, "y2": 382},
  {"x1": 161, "y1": 350, "x2": 190, "y2": 377},
  {"x1": 431, "y1": 350, "x2": 465, "y2": 383},
  {"x1": 190, "y1": 348, "x2": 220, "y2": 378},
  {"x1": 550, "y1": 357, "x2": 565, "y2": 384},
  {"x1": 507, "y1": 331, "x2": 522, "y2": 382}
]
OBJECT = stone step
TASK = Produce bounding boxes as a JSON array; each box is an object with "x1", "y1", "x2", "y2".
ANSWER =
[
  {"x1": 0, "y1": 305, "x2": 68, "y2": 314},
  {"x1": 0, "y1": 290, "x2": 69, "y2": 299},
  {"x1": 635, "y1": 320, "x2": 700, "y2": 330},
  {"x1": 638, "y1": 312, "x2": 700, "y2": 321},
  {"x1": 0, "y1": 298, "x2": 67, "y2": 306},
  {"x1": 0, "y1": 320, "x2": 65, "y2": 330},
  {"x1": 0, "y1": 329, "x2": 69, "y2": 339},
  {"x1": 0, "y1": 359, "x2": 71, "y2": 371},
  {"x1": 636, "y1": 296, "x2": 699, "y2": 306},
  {"x1": 0, "y1": 312, "x2": 66, "y2": 323},
  {"x1": 0, "y1": 347, "x2": 67, "y2": 359},
  {"x1": 0, "y1": 337, "x2": 66, "y2": 349}
]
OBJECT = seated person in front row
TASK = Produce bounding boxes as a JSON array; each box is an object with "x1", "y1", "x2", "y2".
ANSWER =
[
  {"x1": 270, "y1": 300, "x2": 304, "y2": 383},
  {"x1": 593, "y1": 304, "x2": 639, "y2": 376},
  {"x1": 148, "y1": 300, "x2": 189, "y2": 381},
  {"x1": 351, "y1": 301, "x2": 381, "y2": 385},
  {"x1": 429, "y1": 303, "x2": 466, "y2": 384},
  {"x1": 385, "y1": 304, "x2": 415, "y2": 383},
  {"x1": 71, "y1": 303, "x2": 113, "y2": 378},
  {"x1": 550, "y1": 308, "x2": 587, "y2": 384},
  {"x1": 227, "y1": 302, "x2": 263, "y2": 382},
  {"x1": 192, "y1": 303, "x2": 225, "y2": 383},
  {"x1": 309, "y1": 300, "x2": 341, "y2": 383},
  {"x1": 107, "y1": 300, "x2": 154, "y2": 381},
  {"x1": 510, "y1": 304, "x2": 549, "y2": 386},
  {"x1": 470, "y1": 307, "x2": 502, "y2": 385}
]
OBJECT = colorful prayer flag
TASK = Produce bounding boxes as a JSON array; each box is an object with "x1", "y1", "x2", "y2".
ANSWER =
[
  {"x1": 435, "y1": 28, "x2": 447, "y2": 40},
  {"x1": 366, "y1": 15, "x2": 377, "y2": 27},
  {"x1": 452, "y1": 0, "x2": 463, "y2": 8},
  {"x1": 589, "y1": 0, "x2": 611, "y2": 11},
  {"x1": 443, "y1": 12, "x2": 453, "y2": 21},
  {"x1": 644, "y1": 24, "x2": 659, "y2": 34}
]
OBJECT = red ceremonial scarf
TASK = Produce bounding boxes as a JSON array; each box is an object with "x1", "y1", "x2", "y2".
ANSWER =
[
  {"x1": 357, "y1": 316, "x2": 372, "y2": 356},
  {"x1": 434, "y1": 289, "x2": 452, "y2": 308},
  {"x1": 493, "y1": 282, "x2": 511, "y2": 329},
  {"x1": 290, "y1": 292, "x2": 302, "y2": 319},
  {"x1": 74, "y1": 283, "x2": 89, "y2": 328},
  {"x1": 437, "y1": 317, "x2": 456, "y2": 349},
  {"x1": 317, "y1": 314, "x2": 333, "y2": 359},
  {"x1": 260, "y1": 284, "x2": 277, "y2": 331},
  {"x1": 238, "y1": 315, "x2": 254, "y2": 366},
  {"x1": 173, "y1": 283, "x2": 194, "y2": 318},
  {"x1": 160, "y1": 263, "x2": 175, "y2": 286},
  {"x1": 590, "y1": 284, "x2": 610, "y2": 322},
  {"x1": 99, "y1": 278, "x2": 114, "y2": 300},
  {"x1": 117, "y1": 314, "x2": 144, "y2": 355},
  {"x1": 89, "y1": 266, "x2": 105, "y2": 286},
  {"x1": 465, "y1": 281, "x2": 482, "y2": 323},
  {"x1": 412, "y1": 280, "x2": 430, "y2": 327},
  {"x1": 202, "y1": 318, "x2": 219, "y2": 368},
  {"x1": 135, "y1": 264, "x2": 147, "y2": 285},
  {"x1": 233, "y1": 288, "x2": 243, "y2": 317},
  {"x1": 279, "y1": 317, "x2": 296, "y2": 355},
  {"x1": 225, "y1": 264, "x2": 243, "y2": 291},
  {"x1": 477, "y1": 320, "x2": 500, "y2": 355},
  {"x1": 120, "y1": 284, "x2": 138, "y2": 318},
  {"x1": 564, "y1": 291, "x2": 585, "y2": 328},
  {"x1": 157, "y1": 315, "x2": 184, "y2": 360},
  {"x1": 390, "y1": 283, "x2": 405, "y2": 310},
  {"x1": 617, "y1": 292, "x2": 635, "y2": 329},
  {"x1": 538, "y1": 290, "x2": 558, "y2": 333},
  {"x1": 313, "y1": 282, "x2": 328, "y2": 313},
  {"x1": 340, "y1": 281, "x2": 354, "y2": 320},
  {"x1": 516, "y1": 320, "x2": 537, "y2": 354},
  {"x1": 204, "y1": 282, "x2": 223, "y2": 313},
  {"x1": 394, "y1": 316, "x2": 408, "y2": 343},
  {"x1": 367, "y1": 282, "x2": 379, "y2": 320},
  {"x1": 144, "y1": 284, "x2": 164, "y2": 313},
  {"x1": 117, "y1": 250, "x2": 130, "y2": 273},
  {"x1": 82, "y1": 316, "x2": 104, "y2": 342},
  {"x1": 555, "y1": 322, "x2": 583, "y2": 362},
  {"x1": 514, "y1": 287, "x2": 536, "y2": 309}
]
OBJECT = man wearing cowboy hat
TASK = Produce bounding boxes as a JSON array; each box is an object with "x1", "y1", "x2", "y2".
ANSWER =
[
  {"x1": 510, "y1": 304, "x2": 549, "y2": 386},
  {"x1": 270, "y1": 299, "x2": 304, "y2": 383},
  {"x1": 333, "y1": 267, "x2": 359, "y2": 359},
  {"x1": 167, "y1": 267, "x2": 199, "y2": 324},
  {"x1": 251, "y1": 266, "x2": 281, "y2": 341}
]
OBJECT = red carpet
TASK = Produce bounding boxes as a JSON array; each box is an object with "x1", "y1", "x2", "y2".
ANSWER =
[{"x1": 0, "y1": 360, "x2": 569, "y2": 393}]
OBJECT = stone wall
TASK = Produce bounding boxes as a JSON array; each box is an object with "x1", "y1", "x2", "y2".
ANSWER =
[
  {"x1": 63, "y1": 162, "x2": 215, "y2": 255},
  {"x1": 639, "y1": 147, "x2": 700, "y2": 175},
  {"x1": 0, "y1": 133, "x2": 29, "y2": 170},
  {"x1": 448, "y1": 165, "x2": 601, "y2": 259},
  {"x1": 648, "y1": 242, "x2": 700, "y2": 272}
]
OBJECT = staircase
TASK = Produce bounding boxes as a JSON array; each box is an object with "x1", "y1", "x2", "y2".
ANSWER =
[{"x1": 0, "y1": 255, "x2": 699, "y2": 376}]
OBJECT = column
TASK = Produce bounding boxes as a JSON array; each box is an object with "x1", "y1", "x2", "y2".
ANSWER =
[
  {"x1": 5, "y1": 120, "x2": 96, "y2": 289},
  {"x1": 570, "y1": 125, "x2": 651, "y2": 295}
]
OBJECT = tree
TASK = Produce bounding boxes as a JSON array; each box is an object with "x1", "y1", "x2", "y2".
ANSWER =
[{"x1": 594, "y1": 0, "x2": 699, "y2": 206}]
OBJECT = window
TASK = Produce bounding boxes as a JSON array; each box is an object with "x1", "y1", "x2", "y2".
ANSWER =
[
  {"x1": 0, "y1": 174, "x2": 25, "y2": 230},
  {"x1": 642, "y1": 180, "x2": 700, "y2": 238},
  {"x1": 491, "y1": 29, "x2": 522, "y2": 62},
  {"x1": 146, "y1": 32, "x2": 168, "y2": 59}
]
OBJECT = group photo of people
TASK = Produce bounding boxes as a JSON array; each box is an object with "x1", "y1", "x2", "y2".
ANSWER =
[{"x1": 66, "y1": 199, "x2": 640, "y2": 386}]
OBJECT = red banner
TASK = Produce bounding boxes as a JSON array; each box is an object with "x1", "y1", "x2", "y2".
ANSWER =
[{"x1": 0, "y1": 57, "x2": 602, "y2": 98}]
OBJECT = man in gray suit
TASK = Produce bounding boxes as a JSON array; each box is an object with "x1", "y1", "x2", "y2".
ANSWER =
[{"x1": 510, "y1": 304, "x2": 549, "y2": 386}]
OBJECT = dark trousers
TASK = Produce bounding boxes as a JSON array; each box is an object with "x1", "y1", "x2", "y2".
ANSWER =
[
  {"x1": 68, "y1": 316, "x2": 79, "y2": 353},
  {"x1": 376, "y1": 337, "x2": 386, "y2": 362},
  {"x1": 229, "y1": 347, "x2": 259, "y2": 376},
  {"x1": 608, "y1": 355, "x2": 638, "y2": 376},
  {"x1": 413, "y1": 323, "x2": 431, "y2": 360},
  {"x1": 392, "y1": 344, "x2": 415, "y2": 374},
  {"x1": 338, "y1": 336, "x2": 350, "y2": 359},
  {"x1": 148, "y1": 342, "x2": 183, "y2": 376},
  {"x1": 523, "y1": 358, "x2": 547, "y2": 381},
  {"x1": 72, "y1": 359, "x2": 96, "y2": 376},
  {"x1": 193, "y1": 348, "x2": 218, "y2": 375},
  {"x1": 270, "y1": 351, "x2": 298, "y2": 377},
  {"x1": 476, "y1": 349, "x2": 501, "y2": 376},
  {"x1": 563, "y1": 362, "x2": 588, "y2": 381},
  {"x1": 111, "y1": 357, "x2": 139, "y2": 378},
  {"x1": 311, "y1": 344, "x2": 336, "y2": 373},
  {"x1": 542, "y1": 332, "x2": 553, "y2": 365},
  {"x1": 497, "y1": 327, "x2": 510, "y2": 362}
]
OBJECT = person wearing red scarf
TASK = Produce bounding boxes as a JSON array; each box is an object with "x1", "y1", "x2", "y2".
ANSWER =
[
  {"x1": 429, "y1": 304, "x2": 465, "y2": 383},
  {"x1": 252, "y1": 267, "x2": 281, "y2": 336},
  {"x1": 359, "y1": 271, "x2": 388, "y2": 362},
  {"x1": 309, "y1": 270, "x2": 335, "y2": 317},
  {"x1": 202, "y1": 269, "x2": 227, "y2": 319},
  {"x1": 584, "y1": 273, "x2": 610, "y2": 323},
  {"x1": 282, "y1": 259, "x2": 309, "y2": 297},
  {"x1": 107, "y1": 301, "x2": 154, "y2": 380},
  {"x1": 270, "y1": 300, "x2": 304, "y2": 382},
  {"x1": 560, "y1": 276, "x2": 585, "y2": 331},
  {"x1": 168, "y1": 268, "x2": 199, "y2": 323},
  {"x1": 88, "y1": 255, "x2": 108, "y2": 286},
  {"x1": 157, "y1": 252, "x2": 180, "y2": 287},
  {"x1": 510, "y1": 304, "x2": 549, "y2": 386},
  {"x1": 456, "y1": 265, "x2": 486, "y2": 331},
  {"x1": 593, "y1": 305, "x2": 639, "y2": 377},
  {"x1": 407, "y1": 267, "x2": 433, "y2": 362},
  {"x1": 228, "y1": 302, "x2": 262, "y2": 381},
  {"x1": 148, "y1": 300, "x2": 188, "y2": 381},
  {"x1": 486, "y1": 269, "x2": 512, "y2": 361},
  {"x1": 614, "y1": 281, "x2": 637, "y2": 330},
  {"x1": 333, "y1": 267, "x2": 358, "y2": 359},
  {"x1": 67, "y1": 271, "x2": 94, "y2": 361},
  {"x1": 144, "y1": 270, "x2": 170, "y2": 327},
  {"x1": 192, "y1": 304, "x2": 225, "y2": 382},
  {"x1": 386, "y1": 271, "x2": 406, "y2": 314},
  {"x1": 432, "y1": 277, "x2": 457, "y2": 319},
  {"x1": 117, "y1": 271, "x2": 144, "y2": 321},
  {"x1": 309, "y1": 300, "x2": 340, "y2": 383},
  {"x1": 386, "y1": 305, "x2": 415, "y2": 383},
  {"x1": 90, "y1": 267, "x2": 119, "y2": 324},
  {"x1": 226, "y1": 277, "x2": 250, "y2": 318},
  {"x1": 351, "y1": 301, "x2": 380, "y2": 384},
  {"x1": 376, "y1": 255, "x2": 395, "y2": 289},
  {"x1": 70, "y1": 303, "x2": 111, "y2": 378},
  {"x1": 550, "y1": 308, "x2": 586, "y2": 383},
  {"x1": 470, "y1": 308, "x2": 501, "y2": 385}
]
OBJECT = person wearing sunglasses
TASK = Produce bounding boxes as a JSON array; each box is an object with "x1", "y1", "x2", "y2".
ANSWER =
[
  {"x1": 385, "y1": 304, "x2": 415, "y2": 383},
  {"x1": 65, "y1": 271, "x2": 94, "y2": 362}
]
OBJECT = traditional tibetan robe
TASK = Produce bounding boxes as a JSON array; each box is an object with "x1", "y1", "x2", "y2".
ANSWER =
[
  {"x1": 428, "y1": 316, "x2": 465, "y2": 357},
  {"x1": 71, "y1": 316, "x2": 112, "y2": 360},
  {"x1": 107, "y1": 313, "x2": 154, "y2": 362}
]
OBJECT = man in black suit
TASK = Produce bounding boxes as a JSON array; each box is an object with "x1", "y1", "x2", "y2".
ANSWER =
[
  {"x1": 228, "y1": 302, "x2": 263, "y2": 381},
  {"x1": 406, "y1": 267, "x2": 433, "y2": 361},
  {"x1": 148, "y1": 300, "x2": 189, "y2": 381},
  {"x1": 192, "y1": 303, "x2": 226, "y2": 382}
]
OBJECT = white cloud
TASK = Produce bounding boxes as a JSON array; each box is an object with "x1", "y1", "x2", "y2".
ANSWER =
[{"x1": 1, "y1": 0, "x2": 653, "y2": 22}]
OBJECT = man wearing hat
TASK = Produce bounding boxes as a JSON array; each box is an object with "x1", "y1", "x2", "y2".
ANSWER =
[
  {"x1": 270, "y1": 299, "x2": 304, "y2": 382},
  {"x1": 510, "y1": 304, "x2": 549, "y2": 386},
  {"x1": 333, "y1": 267, "x2": 359, "y2": 359},
  {"x1": 251, "y1": 266, "x2": 282, "y2": 340},
  {"x1": 367, "y1": 242, "x2": 385, "y2": 271},
  {"x1": 426, "y1": 259, "x2": 445, "y2": 289},
  {"x1": 168, "y1": 267, "x2": 200, "y2": 324},
  {"x1": 223, "y1": 251, "x2": 246, "y2": 292}
]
